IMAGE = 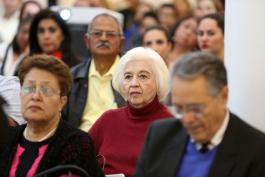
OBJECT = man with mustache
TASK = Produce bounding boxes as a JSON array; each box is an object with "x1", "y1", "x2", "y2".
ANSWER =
[
  {"x1": 63, "y1": 13, "x2": 125, "y2": 131},
  {"x1": 134, "y1": 51, "x2": 265, "y2": 177}
]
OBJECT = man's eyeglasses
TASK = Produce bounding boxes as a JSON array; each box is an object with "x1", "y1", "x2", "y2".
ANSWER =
[
  {"x1": 143, "y1": 39, "x2": 166, "y2": 46},
  {"x1": 21, "y1": 85, "x2": 60, "y2": 97},
  {"x1": 89, "y1": 30, "x2": 121, "y2": 39},
  {"x1": 168, "y1": 104, "x2": 206, "y2": 119}
]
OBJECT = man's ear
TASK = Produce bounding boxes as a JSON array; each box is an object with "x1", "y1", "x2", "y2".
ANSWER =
[
  {"x1": 220, "y1": 86, "x2": 229, "y2": 105},
  {"x1": 84, "y1": 34, "x2": 90, "y2": 49},
  {"x1": 119, "y1": 36, "x2": 125, "y2": 50}
]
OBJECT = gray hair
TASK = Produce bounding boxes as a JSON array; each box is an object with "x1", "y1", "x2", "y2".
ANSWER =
[
  {"x1": 170, "y1": 51, "x2": 227, "y2": 96},
  {"x1": 112, "y1": 47, "x2": 169, "y2": 101},
  {"x1": 87, "y1": 13, "x2": 124, "y2": 36}
]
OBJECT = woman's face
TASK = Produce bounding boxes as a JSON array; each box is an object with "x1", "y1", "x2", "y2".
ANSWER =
[
  {"x1": 121, "y1": 60, "x2": 157, "y2": 108},
  {"x1": 196, "y1": 0, "x2": 217, "y2": 18},
  {"x1": 21, "y1": 68, "x2": 67, "y2": 124},
  {"x1": 16, "y1": 22, "x2": 31, "y2": 51},
  {"x1": 173, "y1": 18, "x2": 198, "y2": 48},
  {"x1": 197, "y1": 18, "x2": 224, "y2": 56},
  {"x1": 37, "y1": 19, "x2": 65, "y2": 54},
  {"x1": 143, "y1": 29, "x2": 171, "y2": 60}
]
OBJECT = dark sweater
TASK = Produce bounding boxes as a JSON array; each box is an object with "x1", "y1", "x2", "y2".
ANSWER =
[
  {"x1": 89, "y1": 97, "x2": 172, "y2": 177},
  {"x1": 0, "y1": 119, "x2": 104, "y2": 177}
]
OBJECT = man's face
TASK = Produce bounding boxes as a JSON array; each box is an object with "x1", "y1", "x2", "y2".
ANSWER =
[
  {"x1": 85, "y1": 16, "x2": 124, "y2": 58},
  {"x1": 171, "y1": 75, "x2": 228, "y2": 143}
]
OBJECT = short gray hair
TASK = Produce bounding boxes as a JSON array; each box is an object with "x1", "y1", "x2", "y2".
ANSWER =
[
  {"x1": 170, "y1": 51, "x2": 227, "y2": 96},
  {"x1": 112, "y1": 47, "x2": 169, "y2": 101},
  {"x1": 87, "y1": 13, "x2": 124, "y2": 36}
]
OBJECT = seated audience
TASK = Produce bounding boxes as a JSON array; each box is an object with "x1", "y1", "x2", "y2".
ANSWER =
[
  {"x1": 0, "y1": 55, "x2": 104, "y2": 177},
  {"x1": 197, "y1": 13, "x2": 224, "y2": 61},
  {"x1": 89, "y1": 47, "x2": 172, "y2": 177},
  {"x1": 134, "y1": 51, "x2": 265, "y2": 177}
]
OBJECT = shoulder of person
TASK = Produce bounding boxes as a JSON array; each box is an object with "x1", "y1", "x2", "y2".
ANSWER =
[
  {"x1": 70, "y1": 58, "x2": 91, "y2": 77},
  {"x1": 230, "y1": 112, "x2": 265, "y2": 144},
  {"x1": 0, "y1": 75, "x2": 19, "y2": 85}
]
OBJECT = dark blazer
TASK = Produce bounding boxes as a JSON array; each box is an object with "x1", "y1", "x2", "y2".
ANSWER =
[
  {"x1": 62, "y1": 58, "x2": 126, "y2": 128},
  {"x1": 134, "y1": 113, "x2": 265, "y2": 177},
  {"x1": 0, "y1": 119, "x2": 104, "y2": 177}
]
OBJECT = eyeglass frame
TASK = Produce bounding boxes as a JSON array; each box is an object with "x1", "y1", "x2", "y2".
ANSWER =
[
  {"x1": 87, "y1": 30, "x2": 122, "y2": 39},
  {"x1": 168, "y1": 97, "x2": 218, "y2": 119},
  {"x1": 21, "y1": 83, "x2": 61, "y2": 97}
]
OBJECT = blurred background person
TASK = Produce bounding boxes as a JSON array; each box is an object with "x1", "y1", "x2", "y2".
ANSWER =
[
  {"x1": 0, "y1": 0, "x2": 41, "y2": 72},
  {"x1": 142, "y1": 26, "x2": 172, "y2": 66},
  {"x1": 19, "y1": 0, "x2": 42, "y2": 21},
  {"x1": 29, "y1": 9, "x2": 80, "y2": 67},
  {"x1": 73, "y1": 0, "x2": 109, "y2": 8},
  {"x1": 168, "y1": 15, "x2": 198, "y2": 67},
  {"x1": 0, "y1": 55, "x2": 104, "y2": 177},
  {"x1": 0, "y1": 75, "x2": 24, "y2": 126},
  {"x1": 0, "y1": 0, "x2": 21, "y2": 67},
  {"x1": 172, "y1": 0, "x2": 192, "y2": 18},
  {"x1": 124, "y1": 11, "x2": 159, "y2": 53},
  {"x1": 124, "y1": 2, "x2": 153, "y2": 47},
  {"x1": 157, "y1": 3, "x2": 179, "y2": 35},
  {"x1": 197, "y1": 13, "x2": 224, "y2": 61},
  {"x1": 0, "y1": 0, "x2": 21, "y2": 45},
  {"x1": 194, "y1": 0, "x2": 224, "y2": 18},
  {"x1": 0, "y1": 17, "x2": 32, "y2": 76},
  {"x1": 89, "y1": 47, "x2": 172, "y2": 177}
]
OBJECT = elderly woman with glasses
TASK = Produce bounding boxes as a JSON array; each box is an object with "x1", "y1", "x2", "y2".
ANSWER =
[
  {"x1": 0, "y1": 55, "x2": 104, "y2": 177},
  {"x1": 89, "y1": 47, "x2": 173, "y2": 177}
]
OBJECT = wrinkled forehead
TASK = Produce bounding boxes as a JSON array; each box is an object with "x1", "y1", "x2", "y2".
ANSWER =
[{"x1": 90, "y1": 16, "x2": 120, "y2": 31}]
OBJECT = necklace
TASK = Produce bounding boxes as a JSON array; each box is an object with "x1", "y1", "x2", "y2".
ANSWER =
[{"x1": 23, "y1": 126, "x2": 56, "y2": 142}]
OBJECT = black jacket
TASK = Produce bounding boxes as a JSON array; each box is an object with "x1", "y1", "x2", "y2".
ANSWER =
[
  {"x1": 62, "y1": 58, "x2": 126, "y2": 128},
  {"x1": 0, "y1": 119, "x2": 104, "y2": 177},
  {"x1": 134, "y1": 113, "x2": 265, "y2": 177}
]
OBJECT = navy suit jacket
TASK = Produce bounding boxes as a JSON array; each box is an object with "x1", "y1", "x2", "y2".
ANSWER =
[{"x1": 134, "y1": 113, "x2": 265, "y2": 177}]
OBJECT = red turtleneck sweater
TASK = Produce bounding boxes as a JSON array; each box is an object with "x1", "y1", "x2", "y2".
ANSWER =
[{"x1": 89, "y1": 97, "x2": 172, "y2": 177}]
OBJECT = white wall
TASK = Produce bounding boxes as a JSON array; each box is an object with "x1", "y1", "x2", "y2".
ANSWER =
[{"x1": 226, "y1": 0, "x2": 265, "y2": 132}]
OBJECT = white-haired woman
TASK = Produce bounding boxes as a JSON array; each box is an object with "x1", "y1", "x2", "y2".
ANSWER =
[{"x1": 89, "y1": 47, "x2": 173, "y2": 177}]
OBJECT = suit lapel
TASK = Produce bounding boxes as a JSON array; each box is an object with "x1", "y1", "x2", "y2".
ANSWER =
[
  {"x1": 208, "y1": 113, "x2": 238, "y2": 177},
  {"x1": 159, "y1": 129, "x2": 188, "y2": 177}
]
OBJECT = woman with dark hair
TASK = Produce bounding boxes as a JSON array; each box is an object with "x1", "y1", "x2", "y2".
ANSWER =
[
  {"x1": 168, "y1": 15, "x2": 198, "y2": 67},
  {"x1": 0, "y1": 16, "x2": 33, "y2": 76},
  {"x1": 197, "y1": 13, "x2": 224, "y2": 61},
  {"x1": 29, "y1": 9, "x2": 80, "y2": 67}
]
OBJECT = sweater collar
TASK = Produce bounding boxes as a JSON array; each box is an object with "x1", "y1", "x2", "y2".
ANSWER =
[{"x1": 127, "y1": 96, "x2": 162, "y2": 119}]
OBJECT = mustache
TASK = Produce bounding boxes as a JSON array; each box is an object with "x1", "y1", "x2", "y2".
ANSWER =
[{"x1": 96, "y1": 41, "x2": 111, "y2": 48}]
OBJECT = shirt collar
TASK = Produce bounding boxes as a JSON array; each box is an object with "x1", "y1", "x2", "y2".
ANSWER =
[
  {"x1": 89, "y1": 56, "x2": 120, "y2": 78},
  {"x1": 192, "y1": 110, "x2": 230, "y2": 151}
]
